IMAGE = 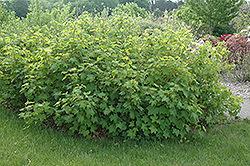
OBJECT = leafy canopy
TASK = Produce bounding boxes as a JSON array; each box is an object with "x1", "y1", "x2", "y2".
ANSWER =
[{"x1": 185, "y1": 0, "x2": 243, "y2": 35}]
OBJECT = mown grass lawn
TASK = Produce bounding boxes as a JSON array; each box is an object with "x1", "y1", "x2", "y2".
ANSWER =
[{"x1": 1, "y1": 106, "x2": 250, "y2": 166}]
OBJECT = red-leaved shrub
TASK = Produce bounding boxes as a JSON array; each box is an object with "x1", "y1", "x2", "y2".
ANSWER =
[
  {"x1": 225, "y1": 36, "x2": 250, "y2": 63},
  {"x1": 218, "y1": 34, "x2": 233, "y2": 42}
]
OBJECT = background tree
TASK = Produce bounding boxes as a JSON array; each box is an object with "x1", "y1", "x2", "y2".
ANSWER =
[
  {"x1": 119, "y1": 0, "x2": 151, "y2": 12},
  {"x1": 0, "y1": 4, "x2": 9, "y2": 25},
  {"x1": 175, "y1": 4, "x2": 208, "y2": 38},
  {"x1": 153, "y1": 8, "x2": 163, "y2": 17},
  {"x1": 112, "y1": 2, "x2": 149, "y2": 18},
  {"x1": 185, "y1": 0, "x2": 244, "y2": 36},
  {"x1": 151, "y1": 0, "x2": 183, "y2": 13},
  {"x1": 230, "y1": 3, "x2": 250, "y2": 33},
  {"x1": 3, "y1": 0, "x2": 30, "y2": 17},
  {"x1": 68, "y1": 0, "x2": 119, "y2": 16}
]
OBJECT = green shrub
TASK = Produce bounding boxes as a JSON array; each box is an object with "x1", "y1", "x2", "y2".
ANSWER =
[
  {"x1": 24, "y1": 2, "x2": 74, "y2": 27},
  {"x1": 230, "y1": 3, "x2": 250, "y2": 33},
  {"x1": 153, "y1": 8, "x2": 164, "y2": 17},
  {"x1": 174, "y1": 5, "x2": 208, "y2": 39},
  {"x1": 0, "y1": 9, "x2": 242, "y2": 140},
  {"x1": 0, "y1": 4, "x2": 17, "y2": 33},
  {"x1": 239, "y1": 25, "x2": 250, "y2": 40},
  {"x1": 134, "y1": 11, "x2": 189, "y2": 36},
  {"x1": 212, "y1": 24, "x2": 235, "y2": 37},
  {"x1": 112, "y1": 2, "x2": 149, "y2": 19}
]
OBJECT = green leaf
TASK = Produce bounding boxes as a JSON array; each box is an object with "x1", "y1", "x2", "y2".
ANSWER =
[
  {"x1": 163, "y1": 131, "x2": 170, "y2": 139},
  {"x1": 173, "y1": 128, "x2": 180, "y2": 137},
  {"x1": 116, "y1": 122, "x2": 126, "y2": 130},
  {"x1": 141, "y1": 123, "x2": 148, "y2": 131},
  {"x1": 127, "y1": 129, "x2": 136, "y2": 138},
  {"x1": 169, "y1": 108, "x2": 177, "y2": 116},
  {"x1": 36, "y1": 93, "x2": 48, "y2": 101},
  {"x1": 78, "y1": 101, "x2": 87, "y2": 108},
  {"x1": 86, "y1": 74, "x2": 95, "y2": 82},
  {"x1": 110, "y1": 114, "x2": 119, "y2": 122},
  {"x1": 108, "y1": 124, "x2": 116, "y2": 133},
  {"x1": 130, "y1": 111, "x2": 135, "y2": 119},
  {"x1": 191, "y1": 112, "x2": 198, "y2": 123},
  {"x1": 103, "y1": 108, "x2": 111, "y2": 115},
  {"x1": 85, "y1": 108, "x2": 95, "y2": 117},
  {"x1": 80, "y1": 129, "x2": 90, "y2": 137},
  {"x1": 149, "y1": 125, "x2": 157, "y2": 134},
  {"x1": 147, "y1": 105, "x2": 158, "y2": 115}
]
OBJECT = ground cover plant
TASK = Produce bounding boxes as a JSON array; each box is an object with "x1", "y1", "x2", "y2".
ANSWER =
[
  {"x1": 1, "y1": 106, "x2": 250, "y2": 165},
  {"x1": 0, "y1": 3, "x2": 243, "y2": 141}
]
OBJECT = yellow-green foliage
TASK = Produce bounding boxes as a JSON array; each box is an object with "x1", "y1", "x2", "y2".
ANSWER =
[
  {"x1": 0, "y1": 9, "x2": 242, "y2": 140},
  {"x1": 112, "y1": 2, "x2": 149, "y2": 19}
]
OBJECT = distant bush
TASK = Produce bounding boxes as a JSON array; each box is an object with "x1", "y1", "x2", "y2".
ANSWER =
[
  {"x1": 198, "y1": 35, "x2": 219, "y2": 47},
  {"x1": 239, "y1": 25, "x2": 250, "y2": 40},
  {"x1": 0, "y1": 4, "x2": 8, "y2": 24},
  {"x1": 112, "y1": 2, "x2": 149, "y2": 18},
  {"x1": 226, "y1": 36, "x2": 250, "y2": 63},
  {"x1": 174, "y1": 4, "x2": 209, "y2": 39},
  {"x1": 134, "y1": 11, "x2": 189, "y2": 35},
  {"x1": 153, "y1": 8, "x2": 164, "y2": 17},
  {"x1": 0, "y1": 4, "x2": 16, "y2": 31},
  {"x1": 218, "y1": 34, "x2": 233, "y2": 43},
  {"x1": 230, "y1": 3, "x2": 250, "y2": 33},
  {"x1": 226, "y1": 35, "x2": 250, "y2": 82},
  {"x1": 0, "y1": 7, "x2": 242, "y2": 141}
]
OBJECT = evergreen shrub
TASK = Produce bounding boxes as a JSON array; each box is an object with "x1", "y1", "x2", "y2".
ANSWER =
[{"x1": 0, "y1": 10, "x2": 242, "y2": 140}]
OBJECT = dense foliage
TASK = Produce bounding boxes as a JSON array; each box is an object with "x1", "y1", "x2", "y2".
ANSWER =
[
  {"x1": 239, "y1": 25, "x2": 250, "y2": 40},
  {"x1": 225, "y1": 36, "x2": 250, "y2": 82},
  {"x1": 0, "y1": 3, "x2": 243, "y2": 141},
  {"x1": 185, "y1": 0, "x2": 243, "y2": 36},
  {"x1": 226, "y1": 36, "x2": 250, "y2": 63},
  {"x1": 1, "y1": 0, "x2": 185, "y2": 18},
  {"x1": 230, "y1": 3, "x2": 250, "y2": 33},
  {"x1": 151, "y1": 0, "x2": 184, "y2": 13},
  {"x1": 112, "y1": 2, "x2": 149, "y2": 18}
]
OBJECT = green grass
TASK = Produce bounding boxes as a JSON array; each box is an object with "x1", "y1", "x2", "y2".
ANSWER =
[{"x1": 1, "y1": 106, "x2": 250, "y2": 166}]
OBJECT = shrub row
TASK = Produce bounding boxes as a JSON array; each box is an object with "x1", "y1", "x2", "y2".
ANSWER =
[{"x1": 0, "y1": 11, "x2": 242, "y2": 140}]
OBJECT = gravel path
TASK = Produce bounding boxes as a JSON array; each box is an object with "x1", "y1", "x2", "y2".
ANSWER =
[
  {"x1": 220, "y1": 72, "x2": 250, "y2": 100},
  {"x1": 220, "y1": 72, "x2": 250, "y2": 119}
]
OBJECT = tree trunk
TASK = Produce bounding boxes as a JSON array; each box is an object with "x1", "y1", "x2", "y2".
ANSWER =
[{"x1": 209, "y1": 24, "x2": 213, "y2": 36}]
